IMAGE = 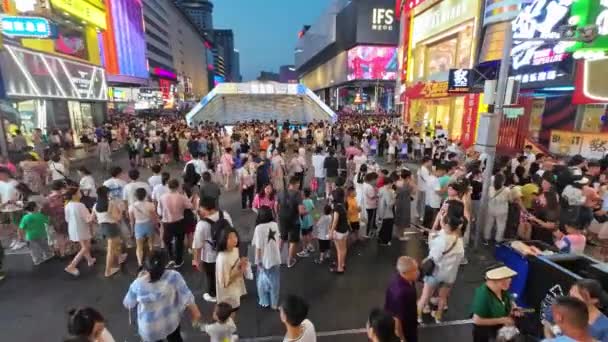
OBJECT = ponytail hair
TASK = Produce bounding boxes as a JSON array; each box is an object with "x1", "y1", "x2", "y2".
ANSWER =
[
  {"x1": 144, "y1": 249, "x2": 167, "y2": 283},
  {"x1": 66, "y1": 307, "x2": 104, "y2": 340}
]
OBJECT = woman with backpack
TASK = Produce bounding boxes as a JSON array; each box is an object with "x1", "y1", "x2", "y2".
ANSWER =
[{"x1": 91, "y1": 186, "x2": 126, "y2": 277}]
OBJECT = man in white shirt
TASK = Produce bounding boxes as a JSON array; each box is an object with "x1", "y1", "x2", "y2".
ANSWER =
[
  {"x1": 280, "y1": 295, "x2": 316, "y2": 342},
  {"x1": 147, "y1": 164, "x2": 163, "y2": 189},
  {"x1": 123, "y1": 169, "x2": 151, "y2": 207},
  {"x1": 423, "y1": 168, "x2": 443, "y2": 229},
  {"x1": 192, "y1": 196, "x2": 233, "y2": 303},
  {"x1": 311, "y1": 147, "x2": 326, "y2": 199},
  {"x1": 152, "y1": 172, "x2": 170, "y2": 216},
  {"x1": 184, "y1": 152, "x2": 207, "y2": 176},
  {"x1": 417, "y1": 157, "x2": 432, "y2": 222},
  {"x1": 103, "y1": 167, "x2": 127, "y2": 201},
  {"x1": 0, "y1": 168, "x2": 22, "y2": 250}
]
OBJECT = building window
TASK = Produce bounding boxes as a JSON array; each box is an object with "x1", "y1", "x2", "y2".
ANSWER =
[
  {"x1": 143, "y1": 2, "x2": 168, "y2": 25},
  {"x1": 146, "y1": 30, "x2": 170, "y2": 48},
  {"x1": 146, "y1": 43, "x2": 174, "y2": 61},
  {"x1": 144, "y1": 16, "x2": 169, "y2": 36}
]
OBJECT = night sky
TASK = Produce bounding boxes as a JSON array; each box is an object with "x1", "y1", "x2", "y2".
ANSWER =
[{"x1": 212, "y1": 0, "x2": 329, "y2": 81}]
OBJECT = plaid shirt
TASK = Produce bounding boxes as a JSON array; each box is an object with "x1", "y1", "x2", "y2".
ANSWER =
[{"x1": 123, "y1": 270, "x2": 195, "y2": 341}]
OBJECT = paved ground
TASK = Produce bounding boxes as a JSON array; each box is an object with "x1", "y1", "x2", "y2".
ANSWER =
[{"x1": 0, "y1": 149, "x2": 494, "y2": 341}]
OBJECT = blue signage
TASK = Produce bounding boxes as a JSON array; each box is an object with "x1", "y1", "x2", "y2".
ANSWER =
[{"x1": 1, "y1": 16, "x2": 51, "y2": 38}]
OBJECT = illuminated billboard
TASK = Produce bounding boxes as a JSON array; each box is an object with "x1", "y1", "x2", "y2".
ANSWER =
[{"x1": 347, "y1": 45, "x2": 397, "y2": 81}]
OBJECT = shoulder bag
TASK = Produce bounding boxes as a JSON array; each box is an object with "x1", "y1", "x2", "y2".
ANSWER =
[{"x1": 419, "y1": 236, "x2": 459, "y2": 277}]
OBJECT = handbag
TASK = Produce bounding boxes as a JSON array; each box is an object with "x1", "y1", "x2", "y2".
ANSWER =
[{"x1": 419, "y1": 236, "x2": 459, "y2": 277}]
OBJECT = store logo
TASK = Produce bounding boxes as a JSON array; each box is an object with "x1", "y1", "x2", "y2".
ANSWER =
[
  {"x1": 372, "y1": 8, "x2": 394, "y2": 31},
  {"x1": 448, "y1": 69, "x2": 472, "y2": 93}
]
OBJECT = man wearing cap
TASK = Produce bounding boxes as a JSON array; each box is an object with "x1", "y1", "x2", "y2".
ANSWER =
[{"x1": 471, "y1": 264, "x2": 521, "y2": 342}]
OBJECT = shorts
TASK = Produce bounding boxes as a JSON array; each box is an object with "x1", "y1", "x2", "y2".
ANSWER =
[
  {"x1": 134, "y1": 221, "x2": 155, "y2": 240},
  {"x1": 423, "y1": 275, "x2": 453, "y2": 288},
  {"x1": 349, "y1": 221, "x2": 360, "y2": 231},
  {"x1": 100, "y1": 223, "x2": 121, "y2": 239},
  {"x1": 279, "y1": 219, "x2": 300, "y2": 243},
  {"x1": 301, "y1": 226, "x2": 313, "y2": 236},
  {"x1": 318, "y1": 239, "x2": 330, "y2": 252},
  {"x1": 334, "y1": 230, "x2": 348, "y2": 240}
]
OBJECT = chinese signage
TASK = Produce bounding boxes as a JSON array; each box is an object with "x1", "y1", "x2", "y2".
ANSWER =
[
  {"x1": 1, "y1": 16, "x2": 51, "y2": 38},
  {"x1": 405, "y1": 81, "x2": 449, "y2": 98},
  {"x1": 50, "y1": 0, "x2": 107, "y2": 29},
  {"x1": 0, "y1": 45, "x2": 107, "y2": 101},
  {"x1": 460, "y1": 93, "x2": 480, "y2": 147},
  {"x1": 448, "y1": 69, "x2": 472, "y2": 93},
  {"x1": 510, "y1": 0, "x2": 576, "y2": 88},
  {"x1": 411, "y1": 0, "x2": 480, "y2": 45},
  {"x1": 504, "y1": 107, "x2": 524, "y2": 118},
  {"x1": 549, "y1": 130, "x2": 608, "y2": 158}
]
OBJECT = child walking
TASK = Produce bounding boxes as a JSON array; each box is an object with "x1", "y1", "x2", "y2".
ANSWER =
[
  {"x1": 201, "y1": 302, "x2": 237, "y2": 342},
  {"x1": 19, "y1": 201, "x2": 53, "y2": 265},
  {"x1": 314, "y1": 204, "x2": 332, "y2": 264},
  {"x1": 297, "y1": 188, "x2": 315, "y2": 257}
]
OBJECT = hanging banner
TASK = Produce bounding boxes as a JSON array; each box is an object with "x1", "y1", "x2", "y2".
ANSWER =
[
  {"x1": 460, "y1": 93, "x2": 479, "y2": 148},
  {"x1": 549, "y1": 130, "x2": 584, "y2": 156},
  {"x1": 529, "y1": 98, "x2": 545, "y2": 131}
]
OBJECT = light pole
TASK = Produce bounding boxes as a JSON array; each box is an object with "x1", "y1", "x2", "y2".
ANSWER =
[{"x1": 474, "y1": 21, "x2": 513, "y2": 248}]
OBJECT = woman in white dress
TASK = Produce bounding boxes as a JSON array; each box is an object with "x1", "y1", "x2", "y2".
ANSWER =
[
  {"x1": 387, "y1": 135, "x2": 397, "y2": 164},
  {"x1": 271, "y1": 149, "x2": 286, "y2": 191},
  {"x1": 216, "y1": 227, "x2": 247, "y2": 318},
  {"x1": 64, "y1": 187, "x2": 96, "y2": 276},
  {"x1": 78, "y1": 167, "x2": 96, "y2": 199}
]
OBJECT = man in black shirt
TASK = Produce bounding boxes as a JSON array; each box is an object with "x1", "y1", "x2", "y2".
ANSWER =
[
  {"x1": 324, "y1": 148, "x2": 339, "y2": 198},
  {"x1": 278, "y1": 176, "x2": 306, "y2": 268}
]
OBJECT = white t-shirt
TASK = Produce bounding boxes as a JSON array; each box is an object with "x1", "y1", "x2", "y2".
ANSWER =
[
  {"x1": 417, "y1": 166, "x2": 430, "y2": 193},
  {"x1": 148, "y1": 174, "x2": 162, "y2": 189},
  {"x1": 353, "y1": 154, "x2": 367, "y2": 173},
  {"x1": 425, "y1": 175, "x2": 442, "y2": 208},
  {"x1": 251, "y1": 222, "x2": 281, "y2": 269},
  {"x1": 48, "y1": 161, "x2": 67, "y2": 181},
  {"x1": 283, "y1": 319, "x2": 317, "y2": 342},
  {"x1": 311, "y1": 154, "x2": 326, "y2": 178},
  {"x1": 0, "y1": 179, "x2": 18, "y2": 212},
  {"x1": 128, "y1": 201, "x2": 155, "y2": 224},
  {"x1": 363, "y1": 183, "x2": 378, "y2": 209},
  {"x1": 123, "y1": 181, "x2": 151, "y2": 206},
  {"x1": 103, "y1": 178, "x2": 127, "y2": 200},
  {"x1": 79, "y1": 175, "x2": 96, "y2": 197},
  {"x1": 151, "y1": 184, "x2": 169, "y2": 215},
  {"x1": 193, "y1": 211, "x2": 233, "y2": 263},
  {"x1": 185, "y1": 159, "x2": 208, "y2": 175}
]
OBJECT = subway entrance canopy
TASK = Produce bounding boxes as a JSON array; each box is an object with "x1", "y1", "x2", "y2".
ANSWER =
[{"x1": 185, "y1": 81, "x2": 337, "y2": 125}]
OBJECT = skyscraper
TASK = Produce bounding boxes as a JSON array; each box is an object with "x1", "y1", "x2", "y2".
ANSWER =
[
  {"x1": 175, "y1": 0, "x2": 214, "y2": 33},
  {"x1": 213, "y1": 29, "x2": 235, "y2": 81}
]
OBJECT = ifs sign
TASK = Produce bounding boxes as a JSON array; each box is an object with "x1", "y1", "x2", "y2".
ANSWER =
[{"x1": 372, "y1": 8, "x2": 395, "y2": 31}]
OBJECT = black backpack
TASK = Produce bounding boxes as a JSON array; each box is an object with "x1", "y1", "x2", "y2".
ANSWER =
[{"x1": 202, "y1": 211, "x2": 232, "y2": 251}]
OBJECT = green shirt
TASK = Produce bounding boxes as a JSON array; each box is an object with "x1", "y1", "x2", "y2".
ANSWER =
[
  {"x1": 19, "y1": 212, "x2": 49, "y2": 241},
  {"x1": 471, "y1": 283, "x2": 513, "y2": 319},
  {"x1": 439, "y1": 175, "x2": 451, "y2": 198}
]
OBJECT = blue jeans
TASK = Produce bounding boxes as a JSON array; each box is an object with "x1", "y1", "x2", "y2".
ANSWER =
[
  {"x1": 257, "y1": 265, "x2": 280, "y2": 308},
  {"x1": 316, "y1": 177, "x2": 325, "y2": 198}
]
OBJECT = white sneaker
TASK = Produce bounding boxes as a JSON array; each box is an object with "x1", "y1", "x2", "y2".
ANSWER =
[
  {"x1": 12, "y1": 241, "x2": 27, "y2": 250},
  {"x1": 296, "y1": 251, "x2": 310, "y2": 258},
  {"x1": 9, "y1": 240, "x2": 17, "y2": 249},
  {"x1": 306, "y1": 245, "x2": 315, "y2": 253},
  {"x1": 203, "y1": 293, "x2": 217, "y2": 302}
]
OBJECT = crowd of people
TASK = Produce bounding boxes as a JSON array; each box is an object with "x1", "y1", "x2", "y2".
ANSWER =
[{"x1": 0, "y1": 113, "x2": 607, "y2": 342}]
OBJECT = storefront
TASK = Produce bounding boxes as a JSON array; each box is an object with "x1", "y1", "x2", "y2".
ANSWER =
[
  {"x1": 403, "y1": 0, "x2": 482, "y2": 138},
  {"x1": 405, "y1": 80, "x2": 481, "y2": 146},
  {"x1": 0, "y1": 44, "x2": 107, "y2": 148}
]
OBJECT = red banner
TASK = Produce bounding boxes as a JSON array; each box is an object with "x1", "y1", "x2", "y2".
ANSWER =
[{"x1": 460, "y1": 94, "x2": 479, "y2": 148}]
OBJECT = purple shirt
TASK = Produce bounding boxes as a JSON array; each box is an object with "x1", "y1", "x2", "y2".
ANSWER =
[{"x1": 385, "y1": 274, "x2": 418, "y2": 342}]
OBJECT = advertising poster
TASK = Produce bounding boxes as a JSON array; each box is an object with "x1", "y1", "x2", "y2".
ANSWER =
[
  {"x1": 347, "y1": 45, "x2": 397, "y2": 81},
  {"x1": 549, "y1": 130, "x2": 583, "y2": 156},
  {"x1": 580, "y1": 134, "x2": 608, "y2": 159},
  {"x1": 529, "y1": 98, "x2": 545, "y2": 132},
  {"x1": 460, "y1": 94, "x2": 479, "y2": 147}
]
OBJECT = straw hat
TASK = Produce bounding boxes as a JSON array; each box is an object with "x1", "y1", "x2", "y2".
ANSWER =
[{"x1": 486, "y1": 265, "x2": 517, "y2": 280}]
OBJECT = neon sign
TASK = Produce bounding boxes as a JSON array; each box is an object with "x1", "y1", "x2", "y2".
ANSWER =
[
  {"x1": 49, "y1": 0, "x2": 107, "y2": 29},
  {"x1": 568, "y1": 0, "x2": 608, "y2": 55},
  {"x1": 1, "y1": 16, "x2": 51, "y2": 38},
  {"x1": 511, "y1": 0, "x2": 575, "y2": 70},
  {"x1": 152, "y1": 68, "x2": 177, "y2": 79}
]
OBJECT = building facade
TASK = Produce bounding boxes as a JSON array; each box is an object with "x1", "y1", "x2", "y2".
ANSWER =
[
  {"x1": 257, "y1": 71, "x2": 280, "y2": 82},
  {"x1": 214, "y1": 29, "x2": 236, "y2": 82},
  {"x1": 279, "y1": 65, "x2": 298, "y2": 83},
  {"x1": 0, "y1": 0, "x2": 109, "y2": 150},
  {"x1": 142, "y1": 0, "x2": 209, "y2": 108},
  {"x1": 296, "y1": 0, "x2": 399, "y2": 111}
]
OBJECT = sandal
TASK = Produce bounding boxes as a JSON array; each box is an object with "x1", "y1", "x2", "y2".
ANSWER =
[
  {"x1": 329, "y1": 267, "x2": 344, "y2": 274},
  {"x1": 105, "y1": 267, "x2": 120, "y2": 278},
  {"x1": 87, "y1": 258, "x2": 97, "y2": 267},
  {"x1": 65, "y1": 267, "x2": 80, "y2": 277}
]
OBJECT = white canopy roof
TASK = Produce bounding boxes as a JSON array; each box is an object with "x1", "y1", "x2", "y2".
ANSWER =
[{"x1": 185, "y1": 81, "x2": 337, "y2": 125}]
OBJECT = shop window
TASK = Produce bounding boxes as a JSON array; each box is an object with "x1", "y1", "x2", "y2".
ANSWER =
[
  {"x1": 580, "y1": 104, "x2": 606, "y2": 133},
  {"x1": 425, "y1": 37, "x2": 457, "y2": 77},
  {"x1": 456, "y1": 25, "x2": 473, "y2": 69}
]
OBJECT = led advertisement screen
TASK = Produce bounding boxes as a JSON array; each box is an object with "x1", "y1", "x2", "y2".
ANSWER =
[{"x1": 347, "y1": 45, "x2": 397, "y2": 81}]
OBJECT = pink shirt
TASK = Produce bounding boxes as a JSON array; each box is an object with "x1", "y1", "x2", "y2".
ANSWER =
[
  {"x1": 159, "y1": 191, "x2": 192, "y2": 223},
  {"x1": 253, "y1": 194, "x2": 276, "y2": 210}
]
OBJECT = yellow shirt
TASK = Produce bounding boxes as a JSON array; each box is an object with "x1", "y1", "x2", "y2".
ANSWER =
[{"x1": 346, "y1": 196, "x2": 360, "y2": 223}]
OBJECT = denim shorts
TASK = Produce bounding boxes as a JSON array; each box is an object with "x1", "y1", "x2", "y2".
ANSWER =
[
  {"x1": 134, "y1": 221, "x2": 154, "y2": 240},
  {"x1": 423, "y1": 275, "x2": 453, "y2": 287}
]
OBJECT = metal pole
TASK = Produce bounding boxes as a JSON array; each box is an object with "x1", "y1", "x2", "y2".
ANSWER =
[{"x1": 474, "y1": 21, "x2": 512, "y2": 248}]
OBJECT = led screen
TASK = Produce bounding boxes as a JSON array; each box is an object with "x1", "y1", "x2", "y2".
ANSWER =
[{"x1": 347, "y1": 45, "x2": 397, "y2": 81}]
